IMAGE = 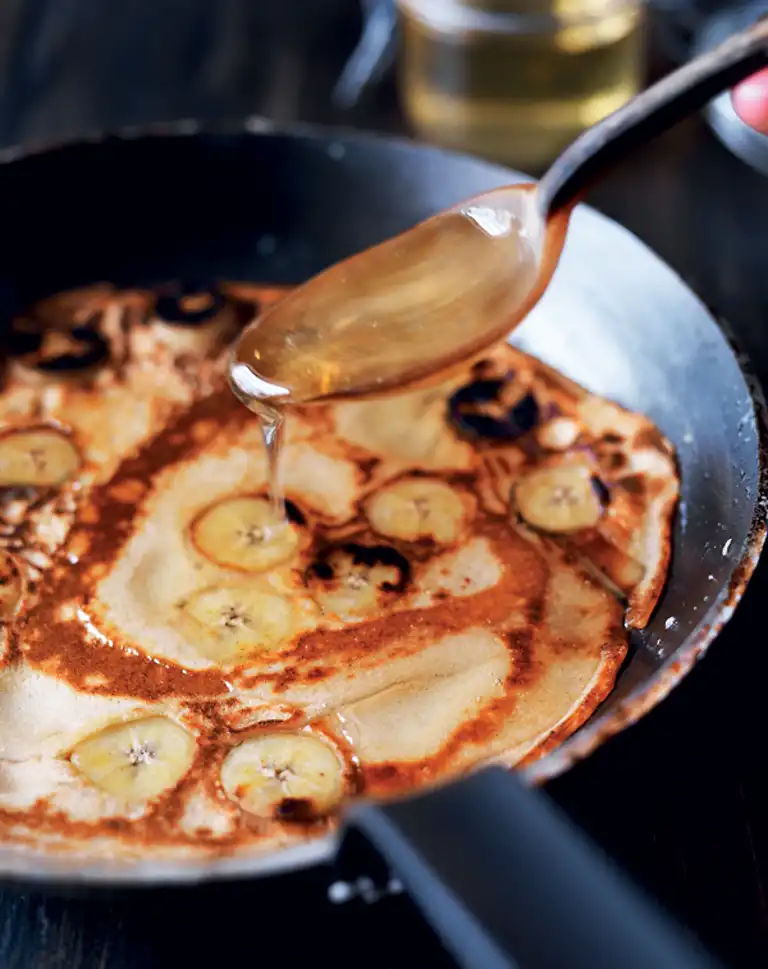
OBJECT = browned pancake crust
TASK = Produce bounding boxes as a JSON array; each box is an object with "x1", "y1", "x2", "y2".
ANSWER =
[{"x1": 0, "y1": 284, "x2": 676, "y2": 861}]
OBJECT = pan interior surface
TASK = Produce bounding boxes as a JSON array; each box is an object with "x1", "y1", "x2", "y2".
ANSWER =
[{"x1": 0, "y1": 126, "x2": 761, "y2": 885}]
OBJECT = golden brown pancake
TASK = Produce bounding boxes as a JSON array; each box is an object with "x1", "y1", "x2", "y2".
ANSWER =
[{"x1": 0, "y1": 283, "x2": 678, "y2": 862}]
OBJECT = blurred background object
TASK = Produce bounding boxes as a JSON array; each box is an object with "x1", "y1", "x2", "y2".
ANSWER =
[
  {"x1": 337, "y1": 0, "x2": 768, "y2": 173},
  {"x1": 731, "y1": 67, "x2": 768, "y2": 135},
  {"x1": 0, "y1": 0, "x2": 365, "y2": 150},
  {"x1": 693, "y1": 0, "x2": 768, "y2": 176},
  {"x1": 0, "y1": 0, "x2": 764, "y2": 175},
  {"x1": 334, "y1": 0, "x2": 399, "y2": 108},
  {"x1": 396, "y1": 0, "x2": 646, "y2": 172}
]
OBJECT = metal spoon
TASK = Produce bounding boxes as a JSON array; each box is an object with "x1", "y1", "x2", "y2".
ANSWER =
[{"x1": 230, "y1": 17, "x2": 768, "y2": 407}]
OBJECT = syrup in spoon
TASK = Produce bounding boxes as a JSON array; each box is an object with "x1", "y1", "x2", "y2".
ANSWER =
[{"x1": 229, "y1": 17, "x2": 768, "y2": 514}]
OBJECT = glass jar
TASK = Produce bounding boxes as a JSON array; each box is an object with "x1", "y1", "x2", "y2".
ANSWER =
[{"x1": 396, "y1": 0, "x2": 646, "y2": 172}]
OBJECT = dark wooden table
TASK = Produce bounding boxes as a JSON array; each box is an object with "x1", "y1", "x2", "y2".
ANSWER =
[{"x1": 2, "y1": 4, "x2": 768, "y2": 967}]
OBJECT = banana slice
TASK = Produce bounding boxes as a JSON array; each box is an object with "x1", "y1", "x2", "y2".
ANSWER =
[
  {"x1": 71, "y1": 716, "x2": 197, "y2": 801},
  {"x1": 536, "y1": 417, "x2": 581, "y2": 451},
  {"x1": 0, "y1": 427, "x2": 80, "y2": 488},
  {"x1": 514, "y1": 466, "x2": 603, "y2": 534},
  {"x1": 181, "y1": 585, "x2": 294, "y2": 664},
  {"x1": 0, "y1": 551, "x2": 24, "y2": 622},
  {"x1": 220, "y1": 732, "x2": 345, "y2": 819},
  {"x1": 307, "y1": 544, "x2": 408, "y2": 621},
  {"x1": 364, "y1": 477, "x2": 470, "y2": 545},
  {"x1": 190, "y1": 496, "x2": 299, "y2": 572}
]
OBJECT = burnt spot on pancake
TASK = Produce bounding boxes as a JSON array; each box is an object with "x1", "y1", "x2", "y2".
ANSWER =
[
  {"x1": 7, "y1": 320, "x2": 110, "y2": 375},
  {"x1": 591, "y1": 476, "x2": 611, "y2": 505},
  {"x1": 594, "y1": 434, "x2": 633, "y2": 478},
  {"x1": 5, "y1": 318, "x2": 43, "y2": 358},
  {"x1": 35, "y1": 326, "x2": 109, "y2": 375},
  {"x1": 276, "y1": 798, "x2": 316, "y2": 822},
  {"x1": 353, "y1": 454, "x2": 381, "y2": 487},
  {"x1": 306, "y1": 543, "x2": 410, "y2": 621},
  {"x1": 284, "y1": 499, "x2": 307, "y2": 528},
  {"x1": 605, "y1": 451, "x2": 627, "y2": 472},
  {"x1": 449, "y1": 376, "x2": 540, "y2": 442},
  {"x1": 469, "y1": 358, "x2": 499, "y2": 380},
  {"x1": 617, "y1": 474, "x2": 646, "y2": 496},
  {"x1": 147, "y1": 281, "x2": 251, "y2": 362},
  {"x1": 309, "y1": 543, "x2": 410, "y2": 590},
  {"x1": 230, "y1": 295, "x2": 262, "y2": 329},
  {"x1": 154, "y1": 282, "x2": 227, "y2": 326}
]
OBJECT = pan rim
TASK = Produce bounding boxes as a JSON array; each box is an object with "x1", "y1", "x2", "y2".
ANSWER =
[
  {"x1": 0, "y1": 117, "x2": 765, "y2": 887},
  {"x1": 523, "y1": 329, "x2": 768, "y2": 785}
]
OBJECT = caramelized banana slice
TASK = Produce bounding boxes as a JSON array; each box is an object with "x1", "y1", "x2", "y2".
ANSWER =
[
  {"x1": 0, "y1": 427, "x2": 80, "y2": 488},
  {"x1": 182, "y1": 585, "x2": 294, "y2": 664},
  {"x1": 514, "y1": 466, "x2": 603, "y2": 534},
  {"x1": 307, "y1": 544, "x2": 409, "y2": 621},
  {"x1": 448, "y1": 377, "x2": 539, "y2": 441},
  {"x1": 220, "y1": 733, "x2": 345, "y2": 819},
  {"x1": 154, "y1": 285, "x2": 228, "y2": 325},
  {"x1": 10, "y1": 326, "x2": 110, "y2": 376},
  {"x1": 71, "y1": 717, "x2": 196, "y2": 801},
  {"x1": 0, "y1": 551, "x2": 24, "y2": 621},
  {"x1": 190, "y1": 496, "x2": 299, "y2": 572},
  {"x1": 364, "y1": 477, "x2": 470, "y2": 544}
]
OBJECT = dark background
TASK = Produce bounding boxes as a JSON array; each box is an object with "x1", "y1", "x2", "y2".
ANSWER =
[
  {"x1": 0, "y1": 0, "x2": 369, "y2": 148},
  {"x1": 1, "y1": 2, "x2": 768, "y2": 967}
]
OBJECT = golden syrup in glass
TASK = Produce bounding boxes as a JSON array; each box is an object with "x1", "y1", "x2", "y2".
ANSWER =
[{"x1": 397, "y1": 0, "x2": 645, "y2": 171}]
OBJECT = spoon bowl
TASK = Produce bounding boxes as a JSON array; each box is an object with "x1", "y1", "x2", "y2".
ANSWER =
[
  {"x1": 230, "y1": 185, "x2": 570, "y2": 405},
  {"x1": 230, "y1": 16, "x2": 768, "y2": 407}
]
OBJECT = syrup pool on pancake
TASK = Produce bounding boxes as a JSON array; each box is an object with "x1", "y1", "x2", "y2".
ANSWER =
[{"x1": 0, "y1": 282, "x2": 678, "y2": 861}]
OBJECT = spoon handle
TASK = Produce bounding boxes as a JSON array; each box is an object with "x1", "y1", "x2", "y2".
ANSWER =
[{"x1": 538, "y1": 16, "x2": 768, "y2": 217}]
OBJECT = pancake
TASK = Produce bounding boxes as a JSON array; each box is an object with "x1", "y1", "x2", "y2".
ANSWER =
[{"x1": 0, "y1": 283, "x2": 678, "y2": 863}]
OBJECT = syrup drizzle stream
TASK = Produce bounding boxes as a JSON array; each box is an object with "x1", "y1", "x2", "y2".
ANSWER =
[
  {"x1": 228, "y1": 358, "x2": 290, "y2": 526},
  {"x1": 256, "y1": 400, "x2": 286, "y2": 524}
]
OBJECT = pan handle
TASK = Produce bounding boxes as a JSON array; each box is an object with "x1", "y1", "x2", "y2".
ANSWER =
[{"x1": 345, "y1": 767, "x2": 723, "y2": 969}]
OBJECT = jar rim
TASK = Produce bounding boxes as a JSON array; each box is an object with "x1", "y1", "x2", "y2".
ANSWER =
[{"x1": 397, "y1": 0, "x2": 639, "y2": 36}]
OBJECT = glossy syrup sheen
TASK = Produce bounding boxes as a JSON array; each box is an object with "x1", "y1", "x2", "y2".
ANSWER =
[{"x1": 230, "y1": 204, "x2": 542, "y2": 407}]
